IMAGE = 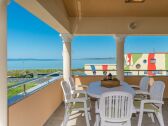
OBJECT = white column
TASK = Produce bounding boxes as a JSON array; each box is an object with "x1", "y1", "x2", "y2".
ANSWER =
[
  {"x1": 114, "y1": 35, "x2": 126, "y2": 81},
  {"x1": 0, "y1": 0, "x2": 8, "y2": 126},
  {"x1": 60, "y1": 34, "x2": 73, "y2": 82}
]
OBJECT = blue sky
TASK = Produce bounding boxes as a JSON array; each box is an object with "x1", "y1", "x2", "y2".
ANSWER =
[{"x1": 8, "y1": 1, "x2": 168, "y2": 59}]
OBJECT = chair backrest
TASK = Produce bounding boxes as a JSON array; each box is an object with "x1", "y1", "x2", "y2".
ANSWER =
[
  {"x1": 150, "y1": 81, "x2": 165, "y2": 101},
  {"x1": 99, "y1": 91, "x2": 133, "y2": 123},
  {"x1": 61, "y1": 81, "x2": 72, "y2": 103},
  {"x1": 139, "y1": 76, "x2": 150, "y2": 92},
  {"x1": 68, "y1": 77, "x2": 76, "y2": 92}
]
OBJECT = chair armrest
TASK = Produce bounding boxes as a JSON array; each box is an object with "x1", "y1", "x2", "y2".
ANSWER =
[
  {"x1": 131, "y1": 85, "x2": 140, "y2": 88},
  {"x1": 139, "y1": 99, "x2": 164, "y2": 111},
  {"x1": 73, "y1": 90, "x2": 88, "y2": 99},
  {"x1": 141, "y1": 99, "x2": 164, "y2": 105},
  {"x1": 78, "y1": 85, "x2": 88, "y2": 88},
  {"x1": 67, "y1": 98, "x2": 87, "y2": 103},
  {"x1": 135, "y1": 90, "x2": 150, "y2": 95},
  {"x1": 73, "y1": 90, "x2": 87, "y2": 95}
]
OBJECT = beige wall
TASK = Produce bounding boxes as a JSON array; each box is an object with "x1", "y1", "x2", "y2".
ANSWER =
[
  {"x1": 9, "y1": 78, "x2": 63, "y2": 126},
  {"x1": 74, "y1": 75, "x2": 104, "y2": 87}
]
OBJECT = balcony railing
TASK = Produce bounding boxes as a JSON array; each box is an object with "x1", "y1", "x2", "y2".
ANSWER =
[
  {"x1": 8, "y1": 69, "x2": 168, "y2": 105},
  {"x1": 8, "y1": 72, "x2": 61, "y2": 105},
  {"x1": 73, "y1": 69, "x2": 168, "y2": 76}
]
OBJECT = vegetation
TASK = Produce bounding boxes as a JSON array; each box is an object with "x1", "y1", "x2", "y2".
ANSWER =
[
  {"x1": 8, "y1": 86, "x2": 23, "y2": 99},
  {"x1": 8, "y1": 69, "x2": 62, "y2": 78},
  {"x1": 8, "y1": 82, "x2": 18, "y2": 87},
  {"x1": 8, "y1": 82, "x2": 38, "y2": 99},
  {"x1": 7, "y1": 69, "x2": 84, "y2": 99}
]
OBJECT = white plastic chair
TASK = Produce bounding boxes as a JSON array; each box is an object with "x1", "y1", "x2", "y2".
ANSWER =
[
  {"x1": 69, "y1": 76, "x2": 88, "y2": 89},
  {"x1": 134, "y1": 81, "x2": 165, "y2": 126},
  {"x1": 97, "y1": 91, "x2": 133, "y2": 126},
  {"x1": 131, "y1": 76, "x2": 150, "y2": 93},
  {"x1": 61, "y1": 81, "x2": 91, "y2": 126},
  {"x1": 131, "y1": 77, "x2": 150, "y2": 100},
  {"x1": 68, "y1": 77, "x2": 88, "y2": 98}
]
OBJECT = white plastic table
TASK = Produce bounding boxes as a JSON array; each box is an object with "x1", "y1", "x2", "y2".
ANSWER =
[{"x1": 87, "y1": 81, "x2": 136, "y2": 98}]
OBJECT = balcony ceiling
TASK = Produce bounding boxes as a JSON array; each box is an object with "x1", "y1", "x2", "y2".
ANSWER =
[
  {"x1": 15, "y1": 0, "x2": 168, "y2": 35},
  {"x1": 63, "y1": 0, "x2": 168, "y2": 17}
]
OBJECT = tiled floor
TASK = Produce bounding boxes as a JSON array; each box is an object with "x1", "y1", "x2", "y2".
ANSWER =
[{"x1": 44, "y1": 100, "x2": 168, "y2": 126}]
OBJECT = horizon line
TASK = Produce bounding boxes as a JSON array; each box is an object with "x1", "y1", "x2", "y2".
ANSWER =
[{"x1": 8, "y1": 57, "x2": 116, "y2": 60}]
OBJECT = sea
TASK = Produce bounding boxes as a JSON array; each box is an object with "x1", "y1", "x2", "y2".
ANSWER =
[{"x1": 8, "y1": 58, "x2": 116, "y2": 70}]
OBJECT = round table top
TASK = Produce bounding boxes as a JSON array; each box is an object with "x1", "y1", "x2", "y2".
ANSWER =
[{"x1": 87, "y1": 81, "x2": 135, "y2": 99}]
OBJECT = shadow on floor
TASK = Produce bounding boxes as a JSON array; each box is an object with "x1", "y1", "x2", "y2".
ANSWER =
[{"x1": 44, "y1": 101, "x2": 168, "y2": 126}]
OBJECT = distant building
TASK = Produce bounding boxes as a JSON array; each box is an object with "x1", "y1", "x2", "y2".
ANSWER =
[{"x1": 85, "y1": 53, "x2": 168, "y2": 76}]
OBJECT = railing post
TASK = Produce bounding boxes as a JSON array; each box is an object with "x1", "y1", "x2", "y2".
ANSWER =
[{"x1": 23, "y1": 84, "x2": 26, "y2": 95}]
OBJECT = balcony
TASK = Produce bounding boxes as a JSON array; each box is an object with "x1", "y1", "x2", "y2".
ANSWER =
[
  {"x1": 8, "y1": 75, "x2": 168, "y2": 126},
  {"x1": 1, "y1": 0, "x2": 168, "y2": 125}
]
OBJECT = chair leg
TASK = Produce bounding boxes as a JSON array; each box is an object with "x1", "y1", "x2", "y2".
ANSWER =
[
  {"x1": 149, "y1": 113, "x2": 155, "y2": 123},
  {"x1": 84, "y1": 103, "x2": 90, "y2": 126},
  {"x1": 63, "y1": 111, "x2": 69, "y2": 126},
  {"x1": 155, "y1": 112, "x2": 164, "y2": 126},
  {"x1": 100, "y1": 121, "x2": 104, "y2": 126},
  {"x1": 138, "y1": 111, "x2": 144, "y2": 126},
  {"x1": 94, "y1": 114, "x2": 100, "y2": 126},
  {"x1": 88, "y1": 111, "x2": 91, "y2": 120},
  {"x1": 84, "y1": 110, "x2": 90, "y2": 126}
]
